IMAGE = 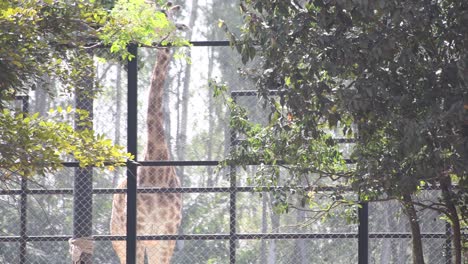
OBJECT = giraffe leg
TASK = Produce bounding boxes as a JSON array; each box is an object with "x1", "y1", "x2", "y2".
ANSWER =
[
  {"x1": 111, "y1": 240, "x2": 126, "y2": 264},
  {"x1": 135, "y1": 243, "x2": 146, "y2": 264},
  {"x1": 111, "y1": 241, "x2": 146, "y2": 264},
  {"x1": 143, "y1": 240, "x2": 177, "y2": 264}
]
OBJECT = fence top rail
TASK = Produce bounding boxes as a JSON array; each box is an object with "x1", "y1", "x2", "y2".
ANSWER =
[
  {"x1": 59, "y1": 157, "x2": 355, "y2": 168},
  {"x1": 1, "y1": 232, "x2": 460, "y2": 242},
  {"x1": 0, "y1": 185, "x2": 446, "y2": 195},
  {"x1": 0, "y1": 185, "x2": 353, "y2": 195}
]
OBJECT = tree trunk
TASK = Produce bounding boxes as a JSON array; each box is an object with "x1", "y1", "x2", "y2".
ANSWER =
[
  {"x1": 34, "y1": 76, "x2": 51, "y2": 115},
  {"x1": 72, "y1": 57, "x2": 95, "y2": 264},
  {"x1": 73, "y1": 96, "x2": 94, "y2": 263},
  {"x1": 112, "y1": 63, "x2": 122, "y2": 187},
  {"x1": 174, "y1": 0, "x2": 199, "y2": 252},
  {"x1": 261, "y1": 194, "x2": 268, "y2": 264},
  {"x1": 439, "y1": 176, "x2": 462, "y2": 264},
  {"x1": 176, "y1": 0, "x2": 198, "y2": 176},
  {"x1": 268, "y1": 193, "x2": 279, "y2": 264},
  {"x1": 174, "y1": 63, "x2": 183, "y2": 168},
  {"x1": 401, "y1": 194, "x2": 425, "y2": 264},
  {"x1": 206, "y1": 34, "x2": 216, "y2": 186}
]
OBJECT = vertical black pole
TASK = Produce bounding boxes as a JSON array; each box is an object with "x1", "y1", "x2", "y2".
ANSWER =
[
  {"x1": 19, "y1": 176, "x2": 27, "y2": 264},
  {"x1": 74, "y1": 85, "x2": 94, "y2": 263},
  {"x1": 126, "y1": 44, "x2": 138, "y2": 264},
  {"x1": 228, "y1": 94, "x2": 237, "y2": 264},
  {"x1": 229, "y1": 168, "x2": 237, "y2": 264},
  {"x1": 358, "y1": 202, "x2": 369, "y2": 264},
  {"x1": 444, "y1": 221, "x2": 452, "y2": 263},
  {"x1": 19, "y1": 96, "x2": 29, "y2": 264}
]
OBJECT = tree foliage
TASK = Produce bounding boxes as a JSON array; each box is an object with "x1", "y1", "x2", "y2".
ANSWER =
[
  {"x1": 0, "y1": 107, "x2": 128, "y2": 177},
  {"x1": 219, "y1": 0, "x2": 467, "y2": 261},
  {"x1": 0, "y1": 0, "x2": 185, "y2": 176},
  {"x1": 99, "y1": 0, "x2": 189, "y2": 60},
  {"x1": 0, "y1": 0, "x2": 187, "y2": 96},
  {"x1": 0, "y1": 0, "x2": 99, "y2": 100}
]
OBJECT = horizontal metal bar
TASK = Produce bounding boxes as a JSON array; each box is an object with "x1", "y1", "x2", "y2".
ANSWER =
[
  {"x1": 1, "y1": 234, "x2": 353, "y2": 242},
  {"x1": 61, "y1": 160, "x2": 221, "y2": 167},
  {"x1": 42, "y1": 40, "x2": 231, "y2": 51},
  {"x1": 369, "y1": 233, "x2": 449, "y2": 239},
  {"x1": 0, "y1": 234, "x2": 355, "y2": 242},
  {"x1": 189, "y1": 41, "x2": 230, "y2": 46},
  {"x1": 128, "y1": 233, "x2": 359, "y2": 241},
  {"x1": 138, "y1": 160, "x2": 220, "y2": 166},
  {"x1": 0, "y1": 185, "x2": 351, "y2": 195},
  {"x1": 0, "y1": 236, "x2": 71, "y2": 242},
  {"x1": 62, "y1": 162, "x2": 84, "y2": 167},
  {"x1": 0, "y1": 232, "x2": 459, "y2": 242},
  {"x1": 1, "y1": 185, "x2": 447, "y2": 196},
  {"x1": 132, "y1": 186, "x2": 350, "y2": 194},
  {"x1": 231, "y1": 90, "x2": 279, "y2": 97},
  {"x1": 63, "y1": 158, "x2": 356, "y2": 168},
  {"x1": 140, "y1": 40, "x2": 231, "y2": 48},
  {"x1": 335, "y1": 138, "x2": 356, "y2": 143},
  {"x1": 0, "y1": 183, "x2": 447, "y2": 196},
  {"x1": 0, "y1": 189, "x2": 74, "y2": 195}
]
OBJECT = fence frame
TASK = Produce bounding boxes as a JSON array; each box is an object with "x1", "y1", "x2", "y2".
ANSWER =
[{"x1": 0, "y1": 41, "x2": 458, "y2": 264}]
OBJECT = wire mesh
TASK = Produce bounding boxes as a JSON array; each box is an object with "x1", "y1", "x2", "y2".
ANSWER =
[
  {"x1": 368, "y1": 189, "x2": 454, "y2": 264},
  {"x1": 0, "y1": 27, "x2": 463, "y2": 264},
  {"x1": 1, "y1": 66, "x2": 462, "y2": 264},
  {"x1": 236, "y1": 238, "x2": 358, "y2": 264}
]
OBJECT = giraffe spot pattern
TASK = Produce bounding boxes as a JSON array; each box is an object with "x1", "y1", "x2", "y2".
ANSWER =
[
  {"x1": 111, "y1": 13, "x2": 181, "y2": 263},
  {"x1": 158, "y1": 195, "x2": 168, "y2": 207},
  {"x1": 158, "y1": 209, "x2": 168, "y2": 218},
  {"x1": 165, "y1": 223, "x2": 175, "y2": 234}
]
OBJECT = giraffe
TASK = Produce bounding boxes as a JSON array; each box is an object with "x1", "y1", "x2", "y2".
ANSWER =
[{"x1": 110, "y1": 3, "x2": 182, "y2": 264}]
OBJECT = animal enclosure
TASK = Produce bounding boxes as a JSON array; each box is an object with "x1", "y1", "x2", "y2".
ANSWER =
[
  {"x1": 0, "y1": 43, "x2": 456, "y2": 264},
  {"x1": 0, "y1": 0, "x2": 462, "y2": 261}
]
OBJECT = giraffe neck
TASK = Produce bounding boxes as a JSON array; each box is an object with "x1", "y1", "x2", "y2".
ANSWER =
[{"x1": 145, "y1": 47, "x2": 171, "y2": 161}]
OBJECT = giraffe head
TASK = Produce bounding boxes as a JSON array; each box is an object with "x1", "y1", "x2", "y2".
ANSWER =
[
  {"x1": 162, "y1": 2, "x2": 189, "y2": 31},
  {"x1": 164, "y1": 2, "x2": 180, "y2": 19}
]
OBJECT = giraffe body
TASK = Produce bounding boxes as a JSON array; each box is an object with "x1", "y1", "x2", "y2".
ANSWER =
[
  {"x1": 110, "y1": 18, "x2": 182, "y2": 262},
  {"x1": 110, "y1": 173, "x2": 181, "y2": 264}
]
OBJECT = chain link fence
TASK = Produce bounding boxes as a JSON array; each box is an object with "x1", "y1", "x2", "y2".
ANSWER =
[
  {"x1": 369, "y1": 193, "x2": 454, "y2": 264},
  {"x1": 0, "y1": 44, "x2": 463, "y2": 264}
]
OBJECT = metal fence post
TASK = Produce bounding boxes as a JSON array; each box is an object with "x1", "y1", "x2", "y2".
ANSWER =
[
  {"x1": 127, "y1": 44, "x2": 138, "y2": 264},
  {"x1": 358, "y1": 202, "x2": 369, "y2": 264},
  {"x1": 73, "y1": 82, "x2": 94, "y2": 264},
  {"x1": 229, "y1": 93, "x2": 238, "y2": 264},
  {"x1": 20, "y1": 96, "x2": 29, "y2": 264},
  {"x1": 229, "y1": 166, "x2": 237, "y2": 264}
]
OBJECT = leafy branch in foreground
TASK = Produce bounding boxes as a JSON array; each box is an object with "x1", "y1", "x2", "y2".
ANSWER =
[
  {"x1": 98, "y1": 0, "x2": 190, "y2": 60},
  {"x1": 1, "y1": 0, "x2": 189, "y2": 178},
  {"x1": 212, "y1": 80, "x2": 353, "y2": 214},
  {"x1": 0, "y1": 108, "x2": 131, "y2": 178},
  {"x1": 0, "y1": 0, "x2": 189, "y2": 102}
]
